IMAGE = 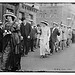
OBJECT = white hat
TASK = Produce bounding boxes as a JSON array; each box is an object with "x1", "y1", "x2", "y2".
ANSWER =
[
  {"x1": 67, "y1": 26, "x2": 71, "y2": 28},
  {"x1": 60, "y1": 23, "x2": 64, "y2": 26},
  {"x1": 41, "y1": 21, "x2": 49, "y2": 26},
  {"x1": 53, "y1": 22, "x2": 58, "y2": 26},
  {"x1": 3, "y1": 12, "x2": 17, "y2": 21},
  {"x1": 28, "y1": 19, "x2": 33, "y2": 22}
]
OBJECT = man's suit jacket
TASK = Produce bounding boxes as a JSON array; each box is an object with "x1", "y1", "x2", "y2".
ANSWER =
[
  {"x1": 20, "y1": 22, "x2": 31, "y2": 39},
  {"x1": 52, "y1": 27, "x2": 60, "y2": 43},
  {"x1": 50, "y1": 27, "x2": 53, "y2": 41},
  {"x1": 29, "y1": 27, "x2": 37, "y2": 39},
  {"x1": 20, "y1": 23, "x2": 26, "y2": 38}
]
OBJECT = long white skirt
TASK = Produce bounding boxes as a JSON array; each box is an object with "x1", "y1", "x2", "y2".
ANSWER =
[{"x1": 40, "y1": 39, "x2": 50, "y2": 56}]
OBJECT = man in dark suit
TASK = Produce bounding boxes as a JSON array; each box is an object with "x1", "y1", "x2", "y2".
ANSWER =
[
  {"x1": 49, "y1": 27, "x2": 53, "y2": 54},
  {"x1": 49, "y1": 22, "x2": 60, "y2": 54},
  {"x1": 20, "y1": 17, "x2": 31, "y2": 56},
  {"x1": 29, "y1": 26, "x2": 35, "y2": 52}
]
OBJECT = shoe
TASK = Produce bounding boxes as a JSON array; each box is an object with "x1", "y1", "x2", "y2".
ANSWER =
[
  {"x1": 43, "y1": 55, "x2": 47, "y2": 58},
  {"x1": 31, "y1": 51, "x2": 35, "y2": 52},
  {"x1": 47, "y1": 54, "x2": 50, "y2": 55},
  {"x1": 25, "y1": 55, "x2": 28, "y2": 57},
  {"x1": 40, "y1": 55, "x2": 43, "y2": 58},
  {"x1": 45, "y1": 54, "x2": 49, "y2": 56},
  {"x1": 24, "y1": 54, "x2": 28, "y2": 57}
]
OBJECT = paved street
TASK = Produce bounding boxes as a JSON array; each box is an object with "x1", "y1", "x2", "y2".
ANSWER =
[{"x1": 21, "y1": 44, "x2": 75, "y2": 71}]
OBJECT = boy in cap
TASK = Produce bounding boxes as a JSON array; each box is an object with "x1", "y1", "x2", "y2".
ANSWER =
[{"x1": 20, "y1": 17, "x2": 31, "y2": 56}]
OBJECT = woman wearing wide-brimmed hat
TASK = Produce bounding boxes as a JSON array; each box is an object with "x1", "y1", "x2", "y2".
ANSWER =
[
  {"x1": 40, "y1": 21, "x2": 50, "y2": 58},
  {"x1": 2, "y1": 12, "x2": 22, "y2": 71}
]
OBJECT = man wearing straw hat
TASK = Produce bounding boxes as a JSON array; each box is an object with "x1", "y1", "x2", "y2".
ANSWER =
[
  {"x1": 40, "y1": 21, "x2": 50, "y2": 58},
  {"x1": 2, "y1": 12, "x2": 22, "y2": 71},
  {"x1": 20, "y1": 17, "x2": 31, "y2": 56},
  {"x1": 50, "y1": 22, "x2": 60, "y2": 53}
]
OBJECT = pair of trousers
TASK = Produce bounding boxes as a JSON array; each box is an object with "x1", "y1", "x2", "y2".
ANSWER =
[
  {"x1": 0, "y1": 41, "x2": 3, "y2": 52},
  {"x1": 30, "y1": 39, "x2": 34, "y2": 51},
  {"x1": 24, "y1": 38, "x2": 30, "y2": 55},
  {"x1": 50, "y1": 40, "x2": 55, "y2": 53},
  {"x1": 11, "y1": 54, "x2": 21, "y2": 71},
  {"x1": 34, "y1": 38, "x2": 37, "y2": 48}
]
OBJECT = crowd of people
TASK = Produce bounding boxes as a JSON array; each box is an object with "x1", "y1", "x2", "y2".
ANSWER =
[
  {"x1": 39, "y1": 21, "x2": 73, "y2": 58},
  {"x1": 0, "y1": 12, "x2": 75, "y2": 71}
]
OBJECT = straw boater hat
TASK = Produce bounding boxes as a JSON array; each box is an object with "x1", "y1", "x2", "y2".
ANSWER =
[
  {"x1": 68, "y1": 26, "x2": 71, "y2": 28},
  {"x1": 29, "y1": 18, "x2": 33, "y2": 22},
  {"x1": 3, "y1": 12, "x2": 17, "y2": 21},
  {"x1": 60, "y1": 23, "x2": 64, "y2": 27},
  {"x1": 53, "y1": 22, "x2": 58, "y2": 26},
  {"x1": 41, "y1": 21, "x2": 49, "y2": 26}
]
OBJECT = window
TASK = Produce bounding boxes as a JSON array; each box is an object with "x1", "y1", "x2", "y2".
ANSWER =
[
  {"x1": 22, "y1": 4, "x2": 24, "y2": 9},
  {"x1": 19, "y1": 12, "x2": 25, "y2": 19},
  {"x1": 6, "y1": 8, "x2": 14, "y2": 13},
  {"x1": 29, "y1": 14, "x2": 33, "y2": 19}
]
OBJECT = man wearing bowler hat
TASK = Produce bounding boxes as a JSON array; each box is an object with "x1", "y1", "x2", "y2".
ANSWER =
[{"x1": 20, "y1": 17, "x2": 31, "y2": 56}]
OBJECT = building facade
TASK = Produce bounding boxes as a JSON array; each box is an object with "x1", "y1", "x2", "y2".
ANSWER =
[
  {"x1": 36, "y1": 3, "x2": 75, "y2": 28},
  {"x1": 15, "y1": 3, "x2": 39, "y2": 25},
  {"x1": 0, "y1": 3, "x2": 39, "y2": 25},
  {"x1": 0, "y1": 3, "x2": 16, "y2": 22}
]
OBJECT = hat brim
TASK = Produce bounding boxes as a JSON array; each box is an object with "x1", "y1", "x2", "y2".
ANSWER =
[
  {"x1": 41, "y1": 21, "x2": 49, "y2": 26},
  {"x1": 53, "y1": 22, "x2": 58, "y2": 25},
  {"x1": 28, "y1": 19, "x2": 33, "y2": 22},
  {"x1": 3, "y1": 14, "x2": 17, "y2": 21}
]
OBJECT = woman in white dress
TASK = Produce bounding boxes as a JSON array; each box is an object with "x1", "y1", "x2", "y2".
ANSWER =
[{"x1": 40, "y1": 21, "x2": 50, "y2": 58}]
